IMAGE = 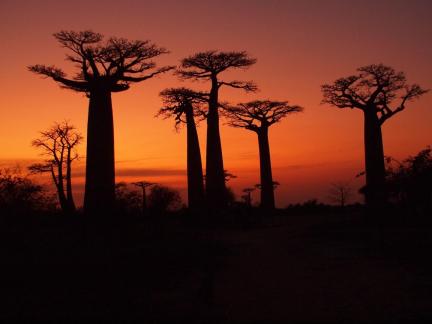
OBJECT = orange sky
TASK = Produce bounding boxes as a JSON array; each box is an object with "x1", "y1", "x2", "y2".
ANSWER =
[{"x1": 1, "y1": 0, "x2": 431, "y2": 207}]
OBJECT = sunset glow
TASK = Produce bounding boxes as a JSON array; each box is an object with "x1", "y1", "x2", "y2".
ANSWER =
[{"x1": 1, "y1": 0, "x2": 431, "y2": 207}]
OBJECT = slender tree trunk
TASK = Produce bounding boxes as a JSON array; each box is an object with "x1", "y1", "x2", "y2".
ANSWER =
[
  {"x1": 142, "y1": 187, "x2": 147, "y2": 216},
  {"x1": 56, "y1": 148, "x2": 69, "y2": 212},
  {"x1": 363, "y1": 109, "x2": 386, "y2": 208},
  {"x1": 84, "y1": 88, "x2": 115, "y2": 215},
  {"x1": 205, "y1": 77, "x2": 226, "y2": 210},
  {"x1": 185, "y1": 104, "x2": 205, "y2": 212},
  {"x1": 257, "y1": 127, "x2": 275, "y2": 209},
  {"x1": 66, "y1": 147, "x2": 76, "y2": 212},
  {"x1": 50, "y1": 164, "x2": 68, "y2": 212}
]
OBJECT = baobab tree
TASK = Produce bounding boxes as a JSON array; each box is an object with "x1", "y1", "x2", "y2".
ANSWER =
[
  {"x1": 242, "y1": 187, "x2": 256, "y2": 207},
  {"x1": 132, "y1": 181, "x2": 156, "y2": 216},
  {"x1": 224, "y1": 100, "x2": 302, "y2": 209},
  {"x1": 29, "y1": 30, "x2": 173, "y2": 214},
  {"x1": 322, "y1": 64, "x2": 428, "y2": 208},
  {"x1": 157, "y1": 88, "x2": 207, "y2": 211},
  {"x1": 29, "y1": 121, "x2": 82, "y2": 213},
  {"x1": 177, "y1": 51, "x2": 257, "y2": 209}
]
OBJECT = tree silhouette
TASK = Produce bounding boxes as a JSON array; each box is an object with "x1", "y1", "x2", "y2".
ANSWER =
[
  {"x1": 322, "y1": 64, "x2": 428, "y2": 208},
  {"x1": 29, "y1": 30, "x2": 173, "y2": 214},
  {"x1": 224, "y1": 100, "x2": 302, "y2": 209},
  {"x1": 328, "y1": 182, "x2": 353, "y2": 208},
  {"x1": 158, "y1": 88, "x2": 207, "y2": 212},
  {"x1": 177, "y1": 51, "x2": 257, "y2": 210},
  {"x1": 148, "y1": 185, "x2": 182, "y2": 214},
  {"x1": 386, "y1": 147, "x2": 432, "y2": 214},
  {"x1": 29, "y1": 121, "x2": 82, "y2": 213},
  {"x1": 242, "y1": 187, "x2": 256, "y2": 207},
  {"x1": 132, "y1": 181, "x2": 156, "y2": 216}
]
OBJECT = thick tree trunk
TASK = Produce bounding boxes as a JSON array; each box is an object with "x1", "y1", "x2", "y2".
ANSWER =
[
  {"x1": 205, "y1": 77, "x2": 226, "y2": 210},
  {"x1": 66, "y1": 148, "x2": 76, "y2": 212},
  {"x1": 185, "y1": 104, "x2": 205, "y2": 212},
  {"x1": 363, "y1": 109, "x2": 386, "y2": 208},
  {"x1": 257, "y1": 127, "x2": 275, "y2": 209},
  {"x1": 83, "y1": 88, "x2": 115, "y2": 215}
]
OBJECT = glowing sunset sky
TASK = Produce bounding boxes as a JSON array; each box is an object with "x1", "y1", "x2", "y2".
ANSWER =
[{"x1": 0, "y1": 0, "x2": 431, "y2": 206}]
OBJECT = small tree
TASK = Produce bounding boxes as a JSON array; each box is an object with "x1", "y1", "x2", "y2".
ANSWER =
[
  {"x1": 224, "y1": 100, "x2": 302, "y2": 209},
  {"x1": 132, "y1": 181, "x2": 156, "y2": 216},
  {"x1": 158, "y1": 88, "x2": 206, "y2": 212},
  {"x1": 386, "y1": 147, "x2": 432, "y2": 214},
  {"x1": 328, "y1": 182, "x2": 353, "y2": 208},
  {"x1": 115, "y1": 182, "x2": 141, "y2": 214},
  {"x1": 177, "y1": 51, "x2": 257, "y2": 209},
  {"x1": 29, "y1": 121, "x2": 82, "y2": 213},
  {"x1": 29, "y1": 30, "x2": 173, "y2": 214},
  {"x1": 0, "y1": 168, "x2": 55, "y2": 215},
  {"x1": 322, "y1": 64, "x2": 428, "y2": 208},
  {"x1": 242, "y1": 187, "x2": 256, "y2": 207}
]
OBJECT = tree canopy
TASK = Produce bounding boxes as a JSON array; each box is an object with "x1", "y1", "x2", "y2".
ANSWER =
[
  {"x1": 321, "y1": 64, "x2": 428, "y2": 124},
  {"x1": 29, "y1": 30, "x2": 174, "y2": 94}
]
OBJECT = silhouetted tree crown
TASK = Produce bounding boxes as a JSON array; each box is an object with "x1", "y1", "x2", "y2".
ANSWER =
[
  {"x1": 158, "y1": 87, "x2": 208, "y2": 129},
  {"x1": 177, "y1": 50, "x2": 257, "y2": 91},
  {"x1": 321, "y1": 64, "x2": 428, "y2": 124},
  {"x1": 29, "y1": 30, "x2": 174, "y2": 94},
  {"x1": 224, "y1": 100, "x2": 303, "y2": 131}
]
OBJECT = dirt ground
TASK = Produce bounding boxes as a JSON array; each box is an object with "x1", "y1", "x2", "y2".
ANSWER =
[{"x1": 1, "y1": 212, "x2": 431, "y2": 322}]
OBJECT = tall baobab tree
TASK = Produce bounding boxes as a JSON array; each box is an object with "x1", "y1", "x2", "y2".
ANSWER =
[
  {"x1": 158, "y1": 88, "x2": 207, "y2": 212},
  {"x1": 29, "y1": 121, "x2": 82, "y2": 213},
  {"x1": 132, "y1": 181, "x2": 156, "y2": 216},
  {"x1": 29, "y1": 30, "x2": 173, "y2": 214},
  {"x1": 322, "y1": 64, "x2": 428, "y2": 208},
  {"x1": 177, "y1": 51, "x2": 257, "y2": 209},
  {"x1": 224, "y1": 100, "x2": 302, "y2": 209}
]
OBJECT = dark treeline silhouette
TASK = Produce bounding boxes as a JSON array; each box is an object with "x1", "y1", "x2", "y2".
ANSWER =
[
  {"x1": 224, "y1": 100, "x2": 302, "y2": 209},
  {"x1": 177, "y1": 51, "x2": 257, "y2": 210},
  {"x1": 0, "y1": 168, "x2": 56, "y2": 216},
  {"x1": 29, "y1": 121, "x2": 82, "y2": 213},
  {"x1": 115, "y1": 182, "x2": 182, "y2": 216},
  {"x1": 322, "y1": 64, "x2": 428, "y2": 209},
  {"x1": 29, "y1": 30, "x2": 173, "y2": 214}
]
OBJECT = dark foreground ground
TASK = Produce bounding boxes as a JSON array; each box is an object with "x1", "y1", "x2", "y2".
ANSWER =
[{"x1": 1, "y1": 210, "x2": 431, "y2": 322}]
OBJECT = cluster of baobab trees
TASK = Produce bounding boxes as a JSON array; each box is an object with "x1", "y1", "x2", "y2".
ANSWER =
[{"x1": 29, "y1": 30, "x2": 428, "y2": 214}]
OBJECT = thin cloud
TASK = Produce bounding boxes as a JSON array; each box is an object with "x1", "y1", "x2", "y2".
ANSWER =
[{"x1": 72, "y1": 168, "x2": 186, "y2": 178}]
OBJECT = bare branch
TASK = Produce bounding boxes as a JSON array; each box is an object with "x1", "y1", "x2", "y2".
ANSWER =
[
  {"x1": 28, "y1": 64, "x2": 89, "y2": 92},
  {"x1": 218, "y1": 80, "x2": 258, "y2": 92}
]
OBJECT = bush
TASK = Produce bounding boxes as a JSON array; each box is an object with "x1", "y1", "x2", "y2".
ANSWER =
[
  {"x1": 0, "y1": 168, "x2": 56, "y2": 216},
  {"x1": 148, "y1": 185, "x2": 182, "y2": 214}
]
